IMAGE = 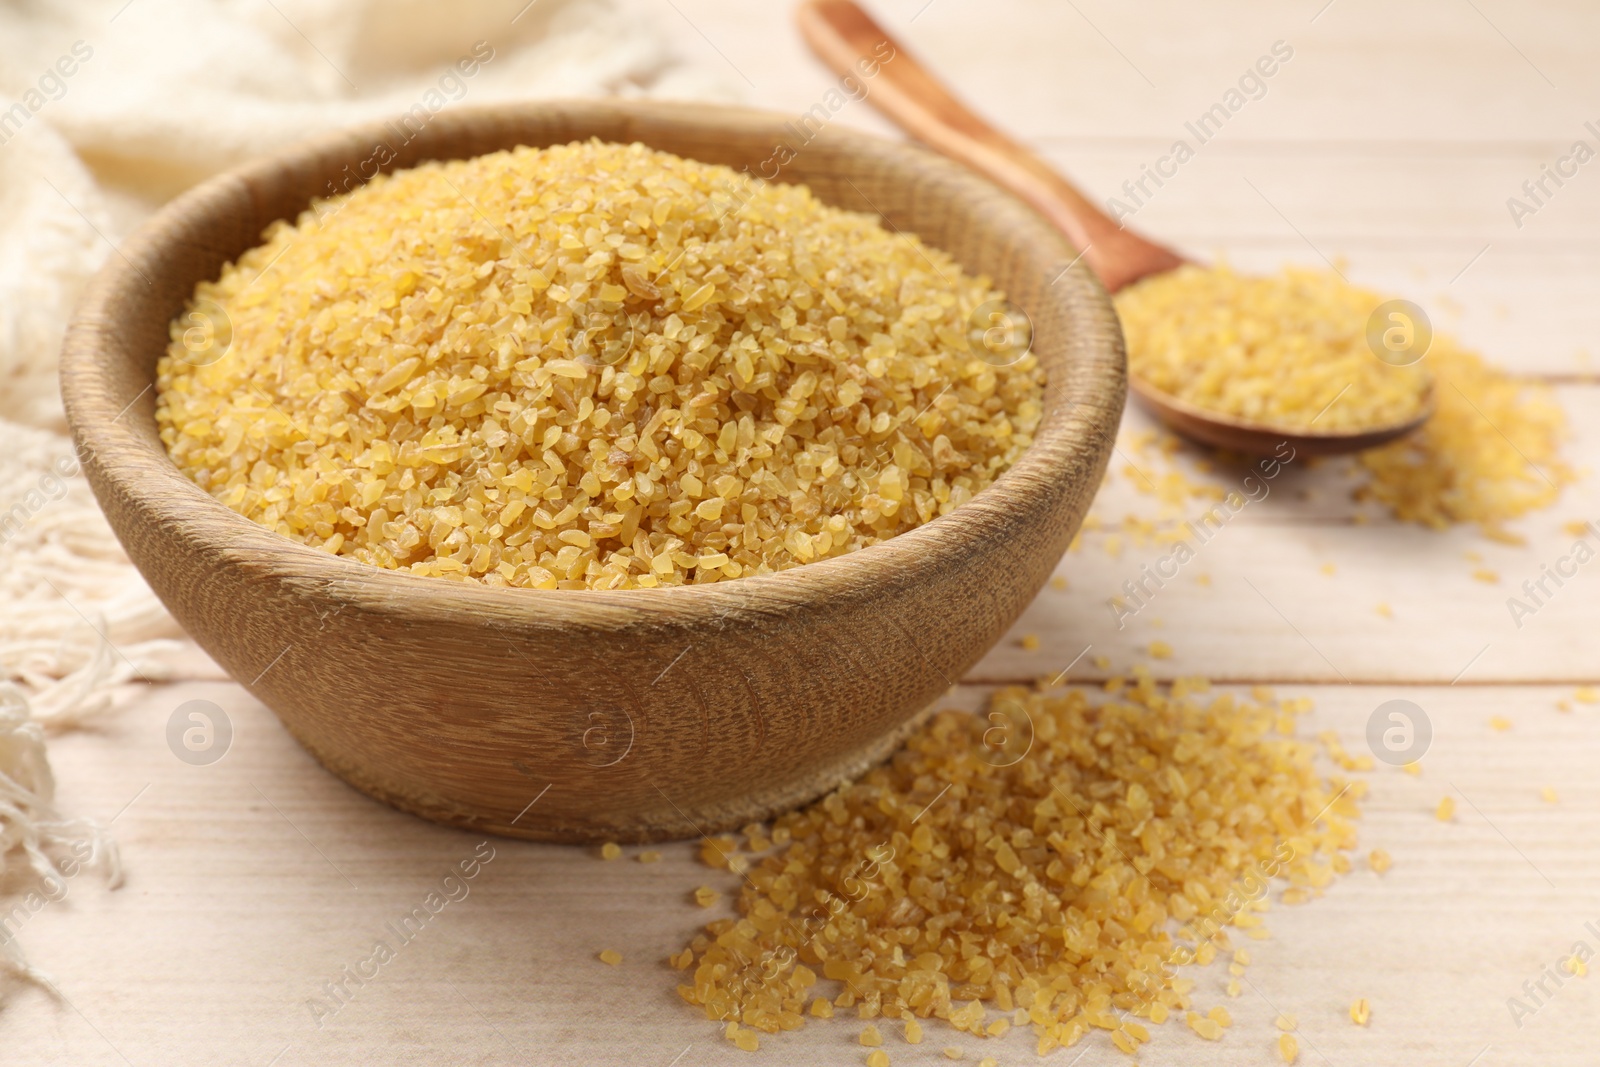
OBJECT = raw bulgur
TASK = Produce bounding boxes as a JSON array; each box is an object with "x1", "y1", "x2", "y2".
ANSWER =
[
  {"x1": 156, "y1": 141, "x2": 1044, "y2": 589},
  {"x1": 678, "y1": 673, "x2": 1360, "y2": 1053}
]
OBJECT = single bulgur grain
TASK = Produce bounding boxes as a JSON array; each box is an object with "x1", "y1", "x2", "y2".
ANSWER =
[
  {"x1": 1489, "y1": 716, "x2": 1512, "y2": 731},
  {"x1": 942, "y1": 1048, "x2": 964, "y2": 1060},
  {"x1": 1542, "y1": 787, "x2": 1559, "y2": 804},
  {"x1": 976, "y1": 1059, "x2": 997, "y2": 1067},
  {"x1": 156, "y1": 141, "x2": 1044, "y2": 590},
  {"x1": 1049, "y1": 575, "x2": 1068, "y2": 591},
  {"x1": 1402, "y1": 761, "x2": 1422, "y2": 777},
  {"x1": 1349, "y1": 997, "x2": 1371, "y2": 1026},
  {"x1": 727, "y1": 1022, "x2": 760, "y2": 1052},
  {"x1": 598, "y1": 949, "x2": 622, "y2": 965},
  {"x1": 1319, "y1": 563, "x2": 1336, "y2": 576},
  {"x1": 866, "y1": 1052, "x2": 890, "y2": 1067},
  {"x1": 693, "y1": 885, "x2": 721, "y2": 908},
  {"x1": 1279, "y1": 1032, "x2": 1299, "y2": 1063},
  {"x1": 599, "y1": 841, "x2": 621, "y2": 860},
  {"x1": 1274, "y1": 1013, "x2": 1296, "y2": 1031},
  {"x1": 1436, "y1": 796, "x2": 1456, "y2": 821},
  {"x1": 1575, "y1": 687, "x2": 1598, "y2": 704},
  {"x1": 810, "y1": 998, "x2": 834, "y2": 1018},
  {"x1": 904, "y1": 1019, "x2": 923, "y2": 1044},
  {"x1": 1020, "y1": 633, "x2": 1040, "y2": 651},
  {"x1": 679, "y1": 675, "x2": 1358, "y2": 1051},
  {"x1": 639, "y1": 850, "x2": 662, "y2": 864},
  {"x1": 1565, "y1": 955, "x2": 1588, "y2": 978},
  {"x1": 1369, "y1": 848, "x2": 1392, "y2": 874},
  {"x1": 1149, "y1": 640, "x2": 1173, "y2": 659},
  {"x1": 860, "y1": 1026, "x2": 883, "y2": 1047},
  {"x1": 1471, "y1": 568, "x2": 1500, "y2": 584},
  {"x1": 1375, "y1": 602, "x2": 1394, "y2": 618}
]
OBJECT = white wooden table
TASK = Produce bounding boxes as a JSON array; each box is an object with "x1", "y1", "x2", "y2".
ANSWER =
[{"x1": 11, "y1": 2, "x2": 1600, "y2": 1064}]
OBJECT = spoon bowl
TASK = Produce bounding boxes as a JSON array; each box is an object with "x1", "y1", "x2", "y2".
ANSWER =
[{"x1": 1128, "y1": 376, "x2": 1437, "y2": 457}]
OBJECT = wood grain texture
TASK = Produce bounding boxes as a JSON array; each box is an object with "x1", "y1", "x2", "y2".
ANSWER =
[{"x1": 57, "y1": 100, "x2": 1125, "y2": 843}]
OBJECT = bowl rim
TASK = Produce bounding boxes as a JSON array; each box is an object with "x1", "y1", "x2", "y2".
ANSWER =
[{"x1": 61, "y1": 99, "x2": 1125, "y2": 628}]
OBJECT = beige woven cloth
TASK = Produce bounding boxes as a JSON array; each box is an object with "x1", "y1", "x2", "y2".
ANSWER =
[{"x1": 0, "y1": 0, "x2": 727, "y2": 987}]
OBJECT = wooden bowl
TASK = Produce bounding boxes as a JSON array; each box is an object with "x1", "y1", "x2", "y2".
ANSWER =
[{"x1": 60, "y1": 101, "x2": 1124, "y2": 842}]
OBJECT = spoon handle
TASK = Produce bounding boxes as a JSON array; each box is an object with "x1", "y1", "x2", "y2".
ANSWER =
[{"x1": 796, "y1": 0, "x2": 1184, "y2": 292}]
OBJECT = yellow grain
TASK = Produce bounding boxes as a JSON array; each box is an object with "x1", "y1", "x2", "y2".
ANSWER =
[
  {"x1": 693, "y1": 886, "x2": 721, "y2": 908},
  {"x1": 860, "y1": 1026, "x2": 883, "y2": 1047},
  {"x1": 1149, "y1": 640, "x2": 1173, "y2": 659},
  {"x1": 1368, "y1": 848, "x2": 1392, "y2": 874},
  {"x1": 1436, "y1": 796, "x2": 1456, "y2": 821},
  {"x1": 866, "y1": 1052, "x2": 890, "y2": 1067},
  {"x1": 157, "y1": 141, "x2": 1044, "y2": 590},
  {"x1": 1116, "y1": 264, "x2": 1429, "y2": 432},
  {"x1": 639, "y1": 850, "x2": 662, "y2": 864},
  {"x1": 1489, "y1": 716, "x2": 1512, "y2": 732},
  {"x1": 598, "y1": 949, "x2": 622, "y2": 965},
  {"x1": 1279, "y1": 1033, "x2": 1299, "y2": 1063},
  {"x1": 599, "y1": 842, "x2": 621, "y2": 860},
  {"x1": 1349, "y1": 997, "x2": 1371, "y2": 1026},
  {"x1": 677, "y1": 674, "x2": 1358, "y2": 1051}
]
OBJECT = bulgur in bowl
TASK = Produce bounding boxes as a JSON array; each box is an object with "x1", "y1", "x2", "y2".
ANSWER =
[{"x1": 60, "y1": 101, "x2": 1124, "y2": 841}]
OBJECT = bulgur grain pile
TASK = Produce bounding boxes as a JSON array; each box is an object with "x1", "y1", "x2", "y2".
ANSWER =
[
  {"x1": 1355, "y1": 343, "x2": 1570, "y2": 533},
  {"x1": 676, "y1": 673, "x2": 1361, "y2": 1054},
  {"x1": 155, "y1": 141, "x2": 1043, "y2": 589},
  {"x1": 1116, "y1": 264, "x2": 1429, "y2": 432}
]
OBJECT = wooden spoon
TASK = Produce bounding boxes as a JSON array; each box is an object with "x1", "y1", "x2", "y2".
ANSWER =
[{"x1": 797, "y1": 0, "x2": 1434, "y2": 456}]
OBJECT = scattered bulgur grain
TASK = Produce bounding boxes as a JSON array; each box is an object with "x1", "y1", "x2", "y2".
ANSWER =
[
  {"x1": 1274, "y1": 1013, "x2": 1296, "y2": 1031},
  {"x1": 1149, "y1": 640, "x2": 1173, "y2": 659},
  {"x1": 727, "y1": 1022, "x2": 760, "y2": 1052},
  {"x1": 976, "y1": 1059, "x2": 996, "y2": 1067},
  {"x1": 810, "y1": 998, "x2": 834, "y2": 1019},
  {"x1": 1207, "y1": 1006, "x2": 1231, "y2": 1028},
  {"x1": 1111, "y1": 1029, "x2": 1137, "y2": 1054},
  {"x1": 942, "y1": 1048, "x2": 964, "y2": 1060},
  {"x1": 156, "y1": 141, "x2": 1044, "y2": 590},
  {"x1": 693, "y1": 886, "x2": 721, "y2": 908},
  {"x1": 1402, "y1": 761, "x2": 1422, "y2": 776},
  {"x1": 1575, "y1": 687, "x2": 1599, "y2": 704},
  {"x1": 1116, "y1": 265, "x2": 1429, "y2": 432},
  {"x1": 1049, "y1": 575, "x2": 1068, "y2": 591},
  {"x1": 598, "y1": 949, "x2": 622, "y2": 965},
  {"x1": 678, "y1": 675, "x2": 1359, "y2": 1051},
  {"x1": 1564, "y1": 955, "x2": 1589, "y2": 978},
  {"x1": 860, "y1": 1026, "x2": 883, "y2": 1047},
  {"x1": 1225, "y1": 979, "x2": 1241, "y2": 998},
  {"x1": 1187, "y1": 1012, "x2": 1224, "y2": 1041},
  {"x1": 1368, "y1": 848, "x2": 1392, "y2": 874},
  {"x1": 599, "y1": 842, "x2": 621, "y2": 860},
  {"x1": 1542, "y1": 787, "x2": 1559, "y2": 804},
  {"x1": 1279, "y1": 1032, "x2": 1299, "y2": 1063},
  {"x1": 1319, "y1": 563, "x2": 1336, "y2": 576},
  {"x1": 1436, "y1": 796, "x2": 1456, "y2": 821},
  {"x1": 639, "y1": 850, "x2": 662, "y2": 864},
  {"x1": 1375, "y1": 602, "x2": 1394, "y2": 619},
  {"x1": 1020, "y1": 634, "x2": 1040, "y2": 651},
  {"x1": 1357, "y1": 342, "x2": 1571, "y2": 532},
  {"x1": 866, "y1": 1052, "x2": 890, "y2": 1067},
  {"x1": 1350, "y1": 997, "x2": 1371, "y2": 1026},
  {"x1": 1489, "y1": 716, "x2": 1512, "y2": 731},
  {"x1": 1471, "y1": 569, "x2": 1500, "y2": 583},
  {"x1": 904, "y1": 1019, "x2": 923, "y2": 1044}
]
